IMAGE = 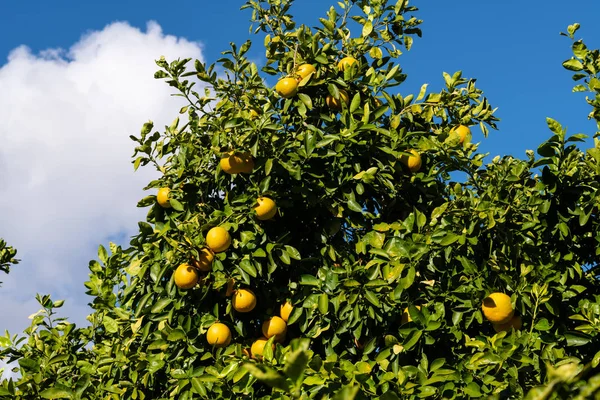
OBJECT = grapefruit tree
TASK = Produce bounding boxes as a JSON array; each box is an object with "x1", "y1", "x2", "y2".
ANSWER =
[{"x1": 2, "y1": 1, "x2": 600, "y2": 399}]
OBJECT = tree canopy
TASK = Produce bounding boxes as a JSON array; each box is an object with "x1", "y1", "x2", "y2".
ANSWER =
[{"x1": 2, "y1": 1, "x2": 600, "y2": 399}]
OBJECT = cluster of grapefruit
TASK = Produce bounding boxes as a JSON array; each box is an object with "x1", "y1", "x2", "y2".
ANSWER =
[
  {"x1": 149, "y1": 54, "x2": 493, "y2": 357},
  {"x1": 273, "y1": 56, "x2": 473, "y2": 175},
  {"x1": 153, "y1": 128, "x2": 293, "y2": 354}
]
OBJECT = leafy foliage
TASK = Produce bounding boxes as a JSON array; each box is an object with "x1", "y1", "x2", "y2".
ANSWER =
[
  {"x1": 3, "y1": 3, "x2": 600, "y2": 400},
  {"x1": 0, "y1": 239, "x2": 18, "y2": 287}
]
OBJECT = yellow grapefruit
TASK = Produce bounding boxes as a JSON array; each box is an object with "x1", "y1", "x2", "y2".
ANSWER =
[
  {"x1": 192, "y1": 248, "x2": 214, "y2": 272},
  {"x1": 254, "y1": 197, "x2": 277, "y2": 220},
  {"x1": 280, "y1": 301, "x2": 293, "y2": 322},
  {"x1": 275, "y1": 77, "x2": 298, "y2": 98},
  {"x1": 206, "y1": 227, "x2": 231, "y2": 253},
  {"x1": 174, "y1": 263, "x2": 199, "y2": 290},
  {"x1": 482, "y1": 293, "x2": 514, "y2": 324},
  {"x1": 338, "y1": 56, "x2": 358, "y2": 72},
  {"x1": 400, "y1": 150, "x2": 422, "y2": 173},
  {"x1": 157, "y1": 187, "x2": 171, "y2": 208},
  {"x1": 262, "y1": 316, "x2": 287, "y2": 343},
  {"x1": 326, "y1": 89, "x2": 350, "y2": 111},
  {"x1": 206, "y1": 323, "x2": 231, "y2": 347},
  {"x1": 232, "y1": 289, "x2": 257, "y2": 313}
]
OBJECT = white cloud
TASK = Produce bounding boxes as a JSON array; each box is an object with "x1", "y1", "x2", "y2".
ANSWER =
[{"x1": 0, "y1": 20, "x2": 205, "y2": 369}]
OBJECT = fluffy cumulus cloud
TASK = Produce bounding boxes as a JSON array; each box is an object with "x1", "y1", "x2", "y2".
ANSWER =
[{"x1": 0, "y1": 21, "x2": 204, "y2": 358}]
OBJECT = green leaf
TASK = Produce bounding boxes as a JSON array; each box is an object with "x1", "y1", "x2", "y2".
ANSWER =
[
  {"x1": 439, "y1": 233, "x2": 460, "y2": 246},
  {"x1": 151, "y1": 298, "x2": 172, "y2": 313},
  {"x1": 103, "y1": 315, "x2": 118, "y2": 333},
  {"x1": 564, "y1": 331, "x2": 592, "y2": 346},
  {"x1": 347, "y1": 200, "x2": 363, "y2": 213},
  {"x1": 167, "y1": 328, "x2": 186, "y2": 341},
  {"x1": 364, "y1": 290, "x2": 380, "y2": 307},
  {"x1": 333, "y1": 385, "x2": 360, "y2": 400},
  {"x1": 170, "y1": 199, "x2": 184, "y2": 211},
  {"x1": 362, "y1": 21, "x2": 373, "y2": 37},
  {"x1": 284, "y1": 349, "x2": 309, "y2": 384},
  {"x1": 318, "y1": 293, "x2": 329, "y2": 314},
  {"x1": 285, "y1": 245, "x2": 301, "y2": 260},
  {"x1": 239, "y1": 259, "x2": 258, "y2": 277},
  {"x1": 243, "y1": 363, "x2": 290, "y2": 391},
  {"x1": 316, "y1": 135, "x2": 340, "y2": 148},
  {"x1": 463, "y1": 382, "x2": 482, "y2": 397},
  {"x1": 265, "y1": 158, "x2": 273, "y2": 175},
  {"x1": 298, "y1": 93, "x2": 313, "y2": 109},
  {"x1": 546, "y1": 117, "x2": 563, "y2": 135},
  {"x1": 562, "y1": 58, "x2": 583, "y2": 71},
  {"x1": 40, "y1": 388, "x2": 74, "y2": 399},
  {"x1": 300, "y1": 275, "x2": 320, "y2": 287}
]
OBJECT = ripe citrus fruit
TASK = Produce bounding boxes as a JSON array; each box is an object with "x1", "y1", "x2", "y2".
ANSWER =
[
  {"x1": 193, "y1": 248, "x2": 214, "y2": 272},
  {"x1": 254, "y1": 197, "x2": 277, "y2": 220},
  {"x1": 220, "y1": 151, "x2": 253, "y2": 174},
  {"x1": 280, "y1": 301, "x2": 294, "y2": 322},
  {"x1": 451, "y1": 125, "x2": 471, "y2": 144},
  {"x1": 338, "y1": 56, "x2": 358, "y2": 72},
  {"x1": 174, "y1": 263, "x2": 199, "y2": 289},
  {"x1": 482, "y1": 292, "x2": 514, "y2": 324},
  {"x1": 400, "y1": 150, "x2": 422, "y2": 173},
  {"x1": 238, "y1": 152, "x2": 254, "y2": 174},
  {"x1": 220, "y1": 152, "x2": 245, "y2": 174},
  {"x1": 296, "y1": 63, "x2": 316, "y2": 82},
  {"x1": 326, "y1": 90, "x2": 350, "y2": 111},
  {"x1": 493, "y1": 315, "x2": 522, "y2": 333},
  {"x1": 206, "y1": 227, "x2": 231, "y2": 253},
  {"x1": 262, "y1": 316, "x2": 287, "y2": 343},
  {"x1": 251, "y1": 337, "x2": 273, "y2": 358},
  {"x1": 400, "y1": 305, "x2": 421, "y2": 325},
  {"x1": 232, "y1": 289, "x2": 257, "y2": 313},
  {"x1": 275, "y1": 77, "x2": 298, "y2": 98},
  {"x1": 206, "y1": 322, "x2": 231, "y2": 348},
  {"x1": 157, "y1": 187, "x2": 171, "y2": 208}
]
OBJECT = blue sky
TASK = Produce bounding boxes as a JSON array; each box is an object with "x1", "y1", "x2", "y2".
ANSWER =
[
  {"x1": 1, "y1": 0, "x2": 600, "y2": 347},
  {"x1": 2, "y1": 0, "x2": 600, "y2": 157}
]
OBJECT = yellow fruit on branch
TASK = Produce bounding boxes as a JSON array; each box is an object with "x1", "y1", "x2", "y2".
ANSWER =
[
  {"x1": 206, "y1": 322, "x2": 231, "y2": 348},
  {"x1": 192, "y1": 248, "x2": 214, "y2": 272},
  {"x1": 451, "y1": 125, "x2": 471, "y2": 144},
  {"x1": 262, "y1": 316, "x2": 287, "y2": 343},
  {"x1": 482, "y1": 292, "x2": 514, "y2": 324},
  {"x1": 296, "y1": 63, "x2": 316, "y2": 82},
  {"x1": 174, "y1": 263, "x2": 199, "y2": 290},
  {"x1": 338, "y1": 56, "x2": 358, "y2": 72},
  {"x1": 493, "y1": 315, "x2": 522, "y2": 333},
  {"x1": 238, "y1": 152, "x2": 254, "y2": 173},
  {"x1": 280, "y1": 301, "x2": 294, "y2": 322},
  {"x1": 232, "y1": 288, "x2": 257, "y2": 313},
  {"x1": 326, "y1": 89, "x2": 350, "y2": 111},
  {"x1": 157, "y1": 187, "x2": 171, "y2": 208},
  {"x1": 275, "y1": 77, "x2": 298, "y2": 98},
  {"x1": 400, "y1": 305, "x2": 421, "y2": 325},
  {"x1": 206, "y1": 227, "x2": 231, "y2": 253},
  {"x1": 254, "y1": 197, "x2": 277, "y2": 220},
  {"x1": 250, "y1": 337, "x2": 274, "y2": 359},
  {"x1": 220, "y1": 151, "x2": 254, "y2": 175},
  {"x1": 400, "y1": 150, "x2": 422, "y2": 173}
]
